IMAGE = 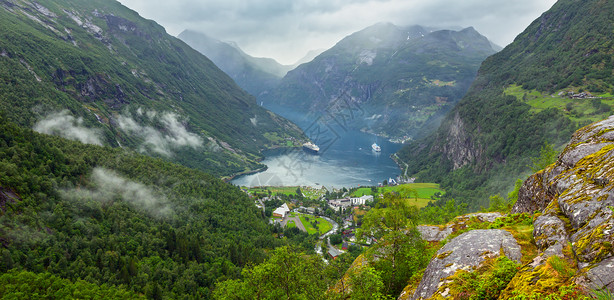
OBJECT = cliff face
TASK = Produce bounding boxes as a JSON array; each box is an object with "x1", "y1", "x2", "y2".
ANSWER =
[
  {"x1": 402, "y1": 116, "x2": 614, "y2": 299},
  {"x1": 510, "y1": 115, "x2": 614, "y2": 294},
  {"x1": 435, "y1": 112, "x2": 483, "y2": 170}
]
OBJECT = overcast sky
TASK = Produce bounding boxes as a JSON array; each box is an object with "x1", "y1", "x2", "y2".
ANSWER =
[{"x1": 118, "y1": 0, "x2": 557, "y2": 65}]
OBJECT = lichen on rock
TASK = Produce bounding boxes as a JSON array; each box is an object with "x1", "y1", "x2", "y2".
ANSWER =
[
  {"x1": 411, "y1": 229, "x2": 521, "y2": 299},
  {"x1": 511, "y1": 115, "x2": 614, "y2": 293}
]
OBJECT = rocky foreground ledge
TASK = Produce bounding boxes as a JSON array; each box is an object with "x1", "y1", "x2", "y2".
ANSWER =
[
  {"x1": 402, "y1": 116, "x2": 614, "y2": 299},
  {"x1": 511, "y1": 115, "x2": 614, "y2": 293}
]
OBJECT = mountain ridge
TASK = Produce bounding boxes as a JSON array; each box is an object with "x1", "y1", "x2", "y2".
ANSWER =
[
  {"x1": 262, "y1": 23, "x2": 498, "y2": 139},
  {"x1": 397, "y1": 0, "x2": 614, "y2": 208},
  {"x1": 178, "y1": 29, "x2": 292, "y2": 97},
  {"x1": 0, "y1": 0, "x2": 306, "y2": 177}
]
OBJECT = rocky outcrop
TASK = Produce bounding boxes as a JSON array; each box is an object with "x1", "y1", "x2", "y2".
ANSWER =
[
  {"x1": 417, "y1": 212, "x2": 503, "y2": 242},
  {"x1": 510, "y1": 115, "x2": 614, "y2": 293},
  {"x1": 417, "y1": 225, "x2": 452, "y2": 242},
  {"x1": 411, "y1": 229, "x2": 521, "y2": 299}
]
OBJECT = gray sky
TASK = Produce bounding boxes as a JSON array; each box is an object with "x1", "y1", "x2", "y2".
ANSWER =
[{"x1": 118, "y1": 0, "x2": 557, "y2": 65}]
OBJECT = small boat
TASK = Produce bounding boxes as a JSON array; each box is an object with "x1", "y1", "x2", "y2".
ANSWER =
[
  {"x1": 303, "y1": 142, "x2": 320, "y2": 153},
  {"x1": 372, "y1": 143, "x2": 381, "y2": 152}
]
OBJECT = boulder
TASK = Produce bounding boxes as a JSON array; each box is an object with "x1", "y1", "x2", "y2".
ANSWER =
[
  {"x1": 580, "y1": 256, "x2": 614, "y2": 291},
  {"x1": 417, "y1": 225, "x2": 452, "y2": 242},
  {"x1": 411, "y1": 229, "x2": 521, "y2": 299},
  {"x1": 417, "y1": 212, "x2": 503, "y2": 242}
]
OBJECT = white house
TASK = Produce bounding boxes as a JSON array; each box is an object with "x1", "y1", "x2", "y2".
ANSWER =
[
  {"x1": 350, "y1": 195, "x2": 373, "y2": 206},
  {"x1": 272, "y1": 203, "x2": 290, "y2": 218},
  {"x1": 328, "y1": 198, "x2": 352, "y2": 212}
]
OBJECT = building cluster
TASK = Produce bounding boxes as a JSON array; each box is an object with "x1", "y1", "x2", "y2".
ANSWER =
[
  {"x1": 327, "y1": 195, "x2": 373, "y2": 212},
  {"x1": 558, "y1": 91, "x2": 598, "y2": 99}
]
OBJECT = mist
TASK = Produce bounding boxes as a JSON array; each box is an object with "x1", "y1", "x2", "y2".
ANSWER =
[
  {"x1": 62, "y1": 167, "x2": 173, "y2": 218},
  {"x1": 33, "y1": 110, "x2": 103, "y2": 145},
  {"x1": 118, "y1": 109, "x2": 203, "y2": 157}
]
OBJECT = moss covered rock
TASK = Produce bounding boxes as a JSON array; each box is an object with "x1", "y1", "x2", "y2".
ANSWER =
[
  {"x1": 411, "y1": 229, "x2": 521, "y2": 299},
  {"x1": 511, "y1": 115, "x2": 614, "y2": 294}
]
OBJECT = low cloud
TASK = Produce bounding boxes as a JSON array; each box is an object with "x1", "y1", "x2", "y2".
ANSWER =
[
  {"x1": 119, "y1": 0, "x2": 556, "y2": 64},
  {"x1": 118, "y1": 110, "x2": 203, "y2": 157},
  {"x1": 62, "y1": 167, "x2": 172, "y2": 217},
  {"x1": 33, "y1": 110, "x2": 103, "y2": 145}
]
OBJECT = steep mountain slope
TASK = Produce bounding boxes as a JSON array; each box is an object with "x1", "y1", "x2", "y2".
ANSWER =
[
  {"x1": 263, "y1": 23, "x2": 498, "y2": 139},
  {"x1": 178, "y1": 30, "x2": 292, "y2": 97},
  {"x1": 0, "y1": 0, "x2": 305, "y2": 177},
  {"x1": 0, "y1": 116, "x2": 278, "y2": 298},
  {"x1": 398, "y1": 0, "x2": 614, "y2": 208}
]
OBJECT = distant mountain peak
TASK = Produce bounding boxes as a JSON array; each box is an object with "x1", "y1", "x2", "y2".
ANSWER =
[
  {"x1": 263, "y1": 23, "x2": 498, "y2": 139},
  {"x1": 178, "y1": 30, "x2": 294, "y2": 96}
]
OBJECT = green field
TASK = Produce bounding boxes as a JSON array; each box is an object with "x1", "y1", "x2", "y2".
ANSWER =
[
  {"x1": 504, "y1": 84, "x2": 614, "y2": 124},
  {"x1": 287, "y1": 220, "x2": 296, "y2": 229},
  {"x1": 351, "y1": 183, "x2": 443, "y2": 208},
  {"x1": 245, "y1": 186, "x2": 327, "y2": 200},
  {"x1": 298, "y1": 214, "x2": 333, "y2": 235}
]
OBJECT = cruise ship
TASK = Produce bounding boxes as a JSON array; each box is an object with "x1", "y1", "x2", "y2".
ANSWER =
[
  {"x1": 303, "y1": 142, "x2": 320, "y2": 153},
  {"x1": 372, "y1": 143, "x2": 381, "y2": 152}
]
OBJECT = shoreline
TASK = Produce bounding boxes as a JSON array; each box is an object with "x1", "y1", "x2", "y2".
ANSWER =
[
  {"x1": 222, "y1": 165, "x2": 268, "y2": 183},
  {"x1": 223, "y1": 145, "x2": 304, "y2": 183}
]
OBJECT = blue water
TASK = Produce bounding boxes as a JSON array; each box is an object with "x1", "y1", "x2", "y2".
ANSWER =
[{"x1": 231, "y1": 103, "x2": 403, "y2": 189}]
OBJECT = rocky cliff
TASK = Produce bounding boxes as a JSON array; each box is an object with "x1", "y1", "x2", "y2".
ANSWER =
[
  {"x1": 397, "y1": 0, "x2": 613, "y2": 208},
  {"x1": 404, "y1": 116, "x2": 614, "y2": 299},
  {"x1": 509, "y1": 115, "x2": 614, "y2": 295}
]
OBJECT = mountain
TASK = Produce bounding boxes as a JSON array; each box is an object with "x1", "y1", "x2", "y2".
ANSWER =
[
  {"x1": 178, "y1": 30, "x2": 292, "y2": 97},
  {"x1": 262, "y1": 23, "x2": 498, "y2": 139},
  {"x1": 0, "y1": 0, "x2": 306, "y2": 177},
  {"x1": 290, "y1": 48, "x2": 325, "y2": 69},
  {"x1": 397, "y1": 0, "x2": 614, "y2": 208}
]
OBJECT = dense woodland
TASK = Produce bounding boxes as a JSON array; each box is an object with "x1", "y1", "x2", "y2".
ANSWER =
[
  {"x1": 2, "y1": 0, "x2": 614, "y2": 298},
  {"x1": 0, "y1": 116, "x2": 306, "y2": 298}
]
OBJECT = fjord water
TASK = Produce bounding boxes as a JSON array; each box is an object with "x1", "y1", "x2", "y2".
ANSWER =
[{"x1": 231, "y1": 104, "x2": 403, "y2": 188}]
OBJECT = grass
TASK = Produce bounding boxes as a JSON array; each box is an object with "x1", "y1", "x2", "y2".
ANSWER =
[
  {"x1": 287, "y1": 220, "x2": 296, "y2": 229},
  {"x1": 298, "y1": 214, "x2": 333, "y2": 235},
  {"x1": 351, "y1": 183, "x2": 444, "y2": 208},
  {"x1": 504, "y1": 84, "x2": 614, "y2": 124},
  {"x1": 245, "y1": 186, "x2": 327, "y2": 200}
]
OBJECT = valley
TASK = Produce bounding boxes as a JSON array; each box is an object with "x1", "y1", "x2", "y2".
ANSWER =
[{"x1": 1, "y1": 0, "x2": 614, "y2": 299}]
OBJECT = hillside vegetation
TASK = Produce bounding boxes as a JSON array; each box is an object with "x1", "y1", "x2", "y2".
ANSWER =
[
  {"x1": 0, "y1": 0, "x2": 305, "y2": 177},
  {"x1": 0, "y1": 116, "x2": 284, "y2": 298},
  {"x1": 397, "y1": 0, "x2": 614, "y2": 209}
]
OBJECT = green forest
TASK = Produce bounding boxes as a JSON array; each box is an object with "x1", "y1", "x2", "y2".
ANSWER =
[{"x1": 0, "y1": 116, "x2": 308, "y2": 298}]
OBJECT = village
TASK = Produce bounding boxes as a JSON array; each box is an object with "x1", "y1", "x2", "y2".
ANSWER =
[{"x1": 243, "y1": 181, "x2": 444, "y2": 261}]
